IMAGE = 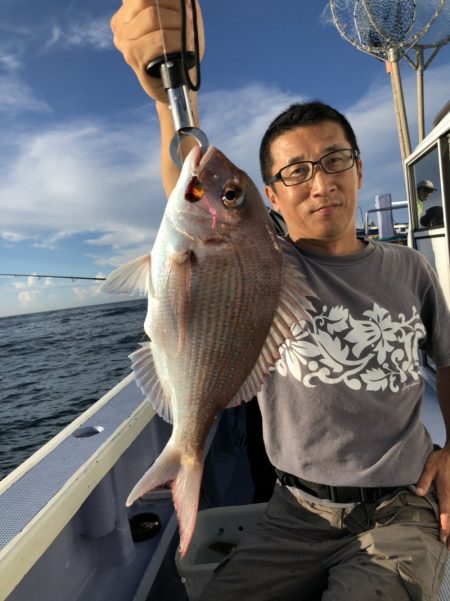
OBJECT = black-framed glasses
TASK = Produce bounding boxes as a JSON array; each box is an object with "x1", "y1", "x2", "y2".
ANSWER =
[{"x1": 267, "y1": 148, "x2": 359, "y2": 187}]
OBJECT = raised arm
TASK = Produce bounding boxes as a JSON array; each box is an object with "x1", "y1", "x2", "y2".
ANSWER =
[{"x1": 111, "y1": 0, "x2": 205, "y2": 197}]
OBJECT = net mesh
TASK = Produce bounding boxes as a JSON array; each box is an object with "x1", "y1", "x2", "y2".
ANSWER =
[{"x1": 323, "y1": 0, "x2": 450, "y2": 60}]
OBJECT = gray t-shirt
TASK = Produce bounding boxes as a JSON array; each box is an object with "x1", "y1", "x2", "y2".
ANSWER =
[{"x1": 258, "y1": 238, "x2": 450, "y2": 487}]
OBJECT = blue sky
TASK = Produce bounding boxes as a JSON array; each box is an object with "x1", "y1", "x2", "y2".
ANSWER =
[{"x1": 1, "y1": 0, "x2": 450, "y2": 317}]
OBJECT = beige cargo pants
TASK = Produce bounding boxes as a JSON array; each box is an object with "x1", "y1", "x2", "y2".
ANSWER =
[{"x1": 199, "y1": 483, "x2": 447, "y2": 601}]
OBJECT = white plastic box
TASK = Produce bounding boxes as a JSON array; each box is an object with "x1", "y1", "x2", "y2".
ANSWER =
[{"x1": 176, "y1": 503, "x2": 267, "y2": 601}]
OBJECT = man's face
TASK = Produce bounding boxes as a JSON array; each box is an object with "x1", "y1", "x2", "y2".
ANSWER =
[
  {"x1": 265, "y1": 120, "x2": 363, "y2": 253},
  {"x1": 418, "y1": 187, "x2": 433, "y2": 202}
]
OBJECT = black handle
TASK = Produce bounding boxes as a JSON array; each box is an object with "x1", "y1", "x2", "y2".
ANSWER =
[{"x1": 146, "y1": 52, "x2": 196, "y2": 90}]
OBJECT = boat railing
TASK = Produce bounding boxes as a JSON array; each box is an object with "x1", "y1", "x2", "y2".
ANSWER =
[
  {"x1": 0, "y1": 373, "x2": 159, "y2": 600},
  {"x1": 364, "y1": 201, "x2": 408, "y2": 240}
]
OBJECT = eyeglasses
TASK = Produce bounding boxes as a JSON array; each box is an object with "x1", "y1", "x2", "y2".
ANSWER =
[{"x1": 267, "y1": 148, "x2": 358, "y2": 187}]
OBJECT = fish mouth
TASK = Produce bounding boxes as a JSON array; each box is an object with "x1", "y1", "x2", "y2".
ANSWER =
[
  {"x1": 193, "y1": 145, "x2": 216, "y2": 176},
  {"x1": 185, "y1": 144, "x2": 218, "y2": 174},
  {"x1": 189, "y1": 144, "x2": 205, "y2": 170}
]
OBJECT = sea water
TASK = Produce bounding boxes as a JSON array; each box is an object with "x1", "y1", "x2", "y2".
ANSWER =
[{"x1": 0, "y1": 299, "x2": 147, "y2": 479}]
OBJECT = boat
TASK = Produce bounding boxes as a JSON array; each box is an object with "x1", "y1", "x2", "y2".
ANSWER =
[{"x1": 1, "y1": 107, "x2": 450, "y2": 601}]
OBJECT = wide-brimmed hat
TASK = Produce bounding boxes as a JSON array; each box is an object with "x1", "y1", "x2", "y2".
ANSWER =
[{"x1": 417, "y1": 179, "x2": 437, "y2": 191}]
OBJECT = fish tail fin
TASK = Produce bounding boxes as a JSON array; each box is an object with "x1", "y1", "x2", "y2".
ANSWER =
[
  {"x1": 172, "y1": 456, "x2": 204, "y2": 558},
  {"x1": 126, "y1": 443, "x2": 180, "y2": 507}
]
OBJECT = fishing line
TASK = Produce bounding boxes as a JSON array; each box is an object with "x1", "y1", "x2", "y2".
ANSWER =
[
  {"x1": 154, "y1": 0, "x2": 170, "y2": 66},
  {"x1": 152, "y1": 0, "x2": 202, "y2": 91},
  {"x1": 149, "y1": 0, "x2": 208, "y2": 166},
  {"x1": 176, "y1": 0, "x2": 202, "y2": 160}
]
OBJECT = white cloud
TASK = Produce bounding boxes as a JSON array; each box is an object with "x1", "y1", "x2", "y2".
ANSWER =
[
  {"x1": 1, "y1": 231, "x2": 27, "y2": 242},
  {"x1": 0, "y1": 116, "x2": 166, "y2": 256},
  {"x1": 45, "y1": 16, "x2": 113, "y2": 52},
  {"x1": 0, "y1": 75, "x2": 51, "y2": 114},
  {"x1": 18, "y1": 289, "x2": 41, "y2": 306},
  {"x1": 0, "y1": 50, "x2": 22, "y2": 70},
  {"x1": 0, "y1": 12, "x2": 112, "y2": 77},
  {"x1": 0, "y1": 26, "x2": 28, "y2": 71},
  {"x1": 73, "y1": 284, "x2": 102, "y2": 301},
  {"x1": 14, "y1": 275, "x2": 34, "y2": 290}
]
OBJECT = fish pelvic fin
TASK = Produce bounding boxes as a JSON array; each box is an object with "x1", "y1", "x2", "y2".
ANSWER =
[
  {"x1": 227, "y1": 249, "x2": 316, "y2": 406},
  {"x1": 126, "y1": 442, "x2": 203, "y2": 559},
  {"x1": 126, "y1": 442, "x2": 180, "y2": 507},
  {"x1": 100, "y1": 254, "x2": 151, "y2": 297},
  {"x1": 129, "y1": 343, "x2": 173, "y2": 423}
]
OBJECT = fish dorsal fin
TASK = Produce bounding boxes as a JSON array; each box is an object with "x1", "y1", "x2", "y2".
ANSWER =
[
  {"x1": 227, "y1": 250, "x2": 316, "y2": 407},
  {"x1": 100, "y1": 254, "x2": 151, "y2": 297},
  {"x1": 129, "y1": 343, "x2": 173, "y2": 424}
]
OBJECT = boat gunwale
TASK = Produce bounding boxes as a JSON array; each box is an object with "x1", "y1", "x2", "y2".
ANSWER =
[{"x1": 0, "y1": 373, "x2": 155, "y2": 601}]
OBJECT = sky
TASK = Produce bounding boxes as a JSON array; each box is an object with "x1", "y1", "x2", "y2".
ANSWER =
[{"x1": 1, "y1": 0, "x2": 450, "y2": 317}]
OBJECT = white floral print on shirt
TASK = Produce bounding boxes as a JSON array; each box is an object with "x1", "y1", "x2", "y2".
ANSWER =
[{"x1": 276, "y1": 303, "x2": 426, "y2": 392}]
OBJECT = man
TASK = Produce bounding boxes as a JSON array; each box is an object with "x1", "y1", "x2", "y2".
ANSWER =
[
  {"x1": 111, "y1": 2, "x2": 450, "y2": 598},
  {"x1": 417, "y1": 180, "x2": 444, "y2": 229}
]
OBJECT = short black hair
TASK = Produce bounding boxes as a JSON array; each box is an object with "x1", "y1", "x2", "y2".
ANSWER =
[{"x1": 259, "y1": 101, "x2": 360, "y2": 185}]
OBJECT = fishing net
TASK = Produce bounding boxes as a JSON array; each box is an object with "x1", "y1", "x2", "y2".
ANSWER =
[
  {"x1": 322, "y1": 0, "x2": 450, "y2": 151},
  {"x1": 322, "y1": 0, "x2": 450, "y2": 61}
]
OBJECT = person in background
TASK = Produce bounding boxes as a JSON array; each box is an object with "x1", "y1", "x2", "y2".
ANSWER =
[
  {"x1": 111, "y1": 2, "x2": 450, "y2": 599},
  {"x1": 417, "y1": 179, "x2": 444, "y2": 228}
]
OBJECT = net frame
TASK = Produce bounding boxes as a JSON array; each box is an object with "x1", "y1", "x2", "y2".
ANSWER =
[{"x1": 329, "y1": 0, "x2": 446, "y2": 61}]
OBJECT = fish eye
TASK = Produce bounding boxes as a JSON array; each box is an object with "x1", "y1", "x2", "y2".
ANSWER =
[{"x1": 222, "y1": 182, "x2": 244, "y2": 208}]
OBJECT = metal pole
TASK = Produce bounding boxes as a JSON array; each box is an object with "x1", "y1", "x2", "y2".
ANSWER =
[
  {"x1": 416, "y1": 46, "x2": 425, "y2": 142},
  {"x1": 388, "y1": 60, "x2": 406, "y2": 161},
  {"x1": 388, "y1": 47, "x2": 412, "y2": 162}
]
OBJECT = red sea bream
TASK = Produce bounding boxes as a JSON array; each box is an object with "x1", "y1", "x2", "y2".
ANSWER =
[{"x1": 101, "y1": 146, "x2": 313, "y2": 556}]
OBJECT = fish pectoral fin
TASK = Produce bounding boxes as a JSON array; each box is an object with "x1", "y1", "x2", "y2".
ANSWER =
[
  {"x1": 129, "y1": 343, "x2": 173, "y2": 423},
  {"x1": 227, "y1": 250, "x2": 316, "y2": 407},
  {"x1": 100, "y1": 254, "x2": 152, "y2": 297},
  {"x1": 226, "y1": 346, "x2": 273, "y2": 407}
]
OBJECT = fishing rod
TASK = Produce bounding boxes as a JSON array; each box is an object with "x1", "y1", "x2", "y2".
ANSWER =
[
  {"x1": 146, "y1": 0, "x2": 209, "y2": 167},
  {"x1": 0, "y1": 273, "x2": 106, "y2": 281}
]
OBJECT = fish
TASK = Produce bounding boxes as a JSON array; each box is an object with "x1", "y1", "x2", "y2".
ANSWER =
[{"x1": 101, "y1": 145, "x2": 314, "y2": 557}]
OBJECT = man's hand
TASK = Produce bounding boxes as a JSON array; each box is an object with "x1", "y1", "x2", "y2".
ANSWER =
[
  {"x1": 111, "y1": 0, "x2": 205, "y2": 103},
  {"x1": 416, "y1": 445, "x2": 450, "y2": 549}
]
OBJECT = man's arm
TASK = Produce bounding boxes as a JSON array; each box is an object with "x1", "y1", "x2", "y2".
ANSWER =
[
  {"x1": 416, "y1": 365, "x2": 450, "y2": 549},
  {"x1": 111, "y1": 0, "x2": 204, "y2": 196}
]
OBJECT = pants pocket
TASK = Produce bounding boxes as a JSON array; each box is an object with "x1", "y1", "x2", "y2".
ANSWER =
[
  {"x1": 397, "y1": 560, "x2": 425, "y2": 601},
  {"x1": 375, "y1": 489, "x2": 440, "y2": 527}
]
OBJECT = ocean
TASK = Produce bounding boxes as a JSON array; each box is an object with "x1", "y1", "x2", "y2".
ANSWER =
[{"x1": 0, "y1": 299, "x2": 147, "y2": 480}]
